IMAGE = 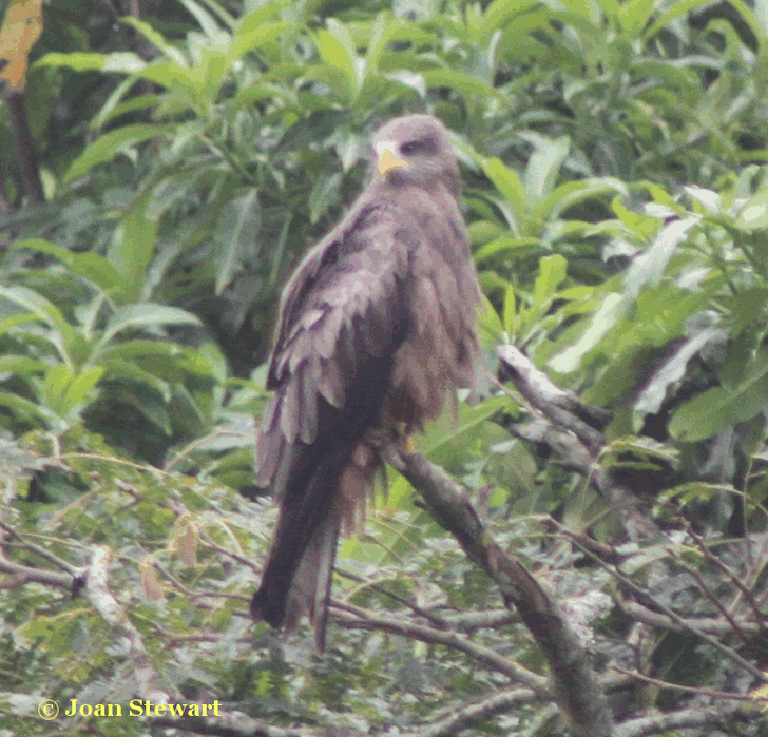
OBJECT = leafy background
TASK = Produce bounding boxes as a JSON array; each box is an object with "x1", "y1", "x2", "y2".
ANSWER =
[{"x1": 3, "y1": 0, "x2": 768, "y2": 735}]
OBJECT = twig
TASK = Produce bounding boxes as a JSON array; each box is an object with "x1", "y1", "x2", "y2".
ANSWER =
[
  {"x1": 588, "y1": 553, "x2": 768, "y2": 681},
  {"x1": 0, "y1": 520, "x2": 80, "y2": 575},
  {"x1": 335, "y1": 568, "x2": 449, "y2": 629},
  {"x1": 332, "y1": 603, "x2": 547, "y2": 693},
  {"x1": 685, "y1": 523, "x2": 764, "y2": 629},
  {"x1": 613, "y1": 705, "x2": 737, "y2": 737},
  {"x1": 612, "y1": 666, "x2": 758, "y2": 702},
  {"x1": 420, "y1": 688, "x2": 538, "y2": 737},
  {"x1": 673, "y1": 555, "x2": 748, "y2": 644}
]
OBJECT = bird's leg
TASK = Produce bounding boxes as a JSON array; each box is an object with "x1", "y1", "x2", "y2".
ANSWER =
[
  {"x1": 397, "y1": 422, "x2": 418, "y2": 454},
  {"x1": 365, "y1": 422, "x2": 417, "y2": 458}
]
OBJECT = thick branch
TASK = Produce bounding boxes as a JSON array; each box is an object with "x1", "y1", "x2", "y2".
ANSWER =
[
  {"x1": 497, "y1": 345, "x2": 608, "y2": 452},
  {"x1": 83, "y1": 546, "x2": 168, "y2": 702},
  {"x1": 387, "y1": 447, "x2": 614, "y2": 737}
]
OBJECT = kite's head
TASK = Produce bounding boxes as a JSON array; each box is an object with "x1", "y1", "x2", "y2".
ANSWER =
[{"x1": 372, "y1": 114, "x2": 460, "y2": 193}]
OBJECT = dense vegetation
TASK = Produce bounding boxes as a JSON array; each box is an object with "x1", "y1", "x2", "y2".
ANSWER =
[{"x1": 2, "y1": 0, "x2": 768, "y2": 734}]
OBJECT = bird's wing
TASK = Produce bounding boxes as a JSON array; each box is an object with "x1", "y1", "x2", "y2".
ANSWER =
[{"x1": 256, "y1": 201, "x2": 411, "y2": 491}]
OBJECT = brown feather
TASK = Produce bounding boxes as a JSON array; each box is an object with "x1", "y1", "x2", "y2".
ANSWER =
[{"x1": 252, "y1": 114, "x2": 482, "y2": 649}]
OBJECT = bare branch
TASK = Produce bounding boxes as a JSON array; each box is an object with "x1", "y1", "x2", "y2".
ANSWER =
[
  {"x1": 152, "y1": 712, "x2": 364, "y2": 737},
  {"x1": 0, "y1": 556, "x2": 72, "y2": 590},
  {"x1": 333, "y1": 603, "x2": 547, "y2": 693},
  {"x1": 421, "y1": 688, "x2": 538, "y2": 737},
  {"x1": 83, "y1": 546, "x2": 168, "y2": 702},
  {"x1": 614, "y1": 705, "x2": 740, "y2": 737},
  {"x1": 386, "y1": 447, "x2": 615, "y2": 737},
  {"x1": 0, "y1": 520, "x2": 81, "y2": 575},
  {"x1": 6, "y1": 91, "x2": 44, "y2": 205},
  {"x1": 618, "y1": 599, "x2": 761, "y2": 636},
  {"x1": 497, "y1": 345, "x2": 608, "y2": 452}
]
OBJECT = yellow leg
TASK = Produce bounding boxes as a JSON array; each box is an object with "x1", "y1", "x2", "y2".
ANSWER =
[{"x1": 396, "y1": 422, "x2": 418, "y2": 453}]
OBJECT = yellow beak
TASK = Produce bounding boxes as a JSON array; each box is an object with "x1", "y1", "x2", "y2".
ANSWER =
[{"x1": 377, "y1": 148, "x2": 409, "y2": 178}]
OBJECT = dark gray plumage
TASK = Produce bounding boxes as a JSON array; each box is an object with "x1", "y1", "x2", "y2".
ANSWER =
[{"x1": 252, "y1": 114, "x2": 482, "y2": 649}]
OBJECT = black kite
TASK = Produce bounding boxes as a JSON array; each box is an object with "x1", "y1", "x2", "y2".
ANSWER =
[{"x1": 252, "y1": 114, "x2": 482, "y2": 649}]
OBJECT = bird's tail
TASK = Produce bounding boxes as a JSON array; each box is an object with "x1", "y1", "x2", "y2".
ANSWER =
[{"x1": 251, "y1": 437, "x2": 367, "y2": 651}]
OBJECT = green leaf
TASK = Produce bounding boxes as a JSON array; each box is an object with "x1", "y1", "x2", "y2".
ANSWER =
[
  {"x1": 620, "y1": 0, "x2": 659, "y2": 36},
  {"x1": 735, "y1": 189, "x2": 768, "y2": 230},
  {"x1": 475, "y1": 237, "x2": 540, "y2": 263},
  {"x1": 98, "y1": 360, "x2": 172, "y2": 402},
  {"x1": 0, "y1": 287, "x2": 76, "y2": 363},
  {"x1": 549, "y1": 293, "x2": 624, "y2": 374},
  {"x1": 42, "y1": 364, "x2": 73, "y2": 415},
  {"x1": 15, "y1": 239, "x2": 125, "y2": 296},
  {"x1": 523, "y1": 134, "x2": 570, "y2": 206},
  {"x1": 64, "y1": 124, "x2": 169, "y2": 184},
  {"x1": 235, "y1": 1, "x2": 288, "y2": 37},
  {"x1": 670, "y1": 377, "x2": 768, "y2": 443},
  {"x1": 137, "y1": 59, "x2": 201, "y2": 109},
  {"x1": 502, "y1": 286, "x2": 517, "y2": 336},
  {"x1": 0, "y1": 355, "x2": 47, "y2": 376},
  {"x1": 479, "y1": 158, "x2": 525, "y2": 222},
  {"x1": 92, "y1": 85, "x2": 159, "y2": 131},
  {"x1": 108, "y1": 190, "x2": 158, "y2": 303},
  {"x1": 177, "y1": 0, "x2": 227, "y2": 43},
  {"x1": 214, "y1": 190, "x2": 260, "y2": 295},
  {"x1": 421, "y1": 395, "x2": 513, "y2": 456},
  {"x1": 309, "y1": 172, "x2": 342, "y2": 225},
  {"x1": 93, "y1": 305, "x2": 202, "y2": 358},
  {"x1": 624, "y1": 217, "x2": 698, "y2": 302},
  {"x1": 41, "y1": 364, "x2": 103, "y2": 419},
  {"x1": 533, "y1": 255, "x2": 568, "y2": 310},
  {"x1": 109, "y1": 384, "x2": 172, "y2": 434},
  {"x1": 313, "y1": 23, "x2": 358, "y2": 100},
  {"x1": 62, "y1": 367, "x2": 104, "y2": 415},
  {"x1": 189, "y1": 0, "x2": 237, "y2": 28},
  {"x1": 364, "y1": 12, "x2": 398, "y2": 73},
  {"x1": 478, "y1": 293, "x2": 504, "y2": 346},
  {"x1": 35, "y1": 52, "x2": 146, "y2": 73},
  {"x1": 121, "y1": 17, "x2": 190, "y2": 67},
  {"x1": 67, "y1": 253, "x2": 127, "y2": 296},
  {"x1": 229, "y1": 21, "x2": 290, "y2": 59},
  {"x1": 0, "y1": 392, "x2": 66, "y2": 430},
  {"x1": 645, "y1": 0, "x2": 762, "y2": 45},
  {"x1": 540, "y1": 177, "x2": 629, "y2": 220},
  {"x1": 98, "y1": 340, "x2": 187, "y2": 362},
  {"x1": 169, "y1": 384, "x2": 208, "y2": 435},
  {"x1": 480, "y1": 0, "x2": 539, "y2": 40},
  {"x1": 422, "y1": 69, "x2": 493, "y2": 97}
]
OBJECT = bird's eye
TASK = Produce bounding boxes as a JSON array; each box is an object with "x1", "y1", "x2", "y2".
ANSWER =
[{"x1": 400, "y1": 139, "x2": 425, "y2": 156}]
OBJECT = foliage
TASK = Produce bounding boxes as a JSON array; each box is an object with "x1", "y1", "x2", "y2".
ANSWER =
[{"x1": 2, "y1": 0, "x2": 768, "y2": 735}]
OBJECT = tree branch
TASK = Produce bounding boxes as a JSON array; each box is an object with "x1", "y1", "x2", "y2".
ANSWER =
[
  {"x1": 6, "y1": 91, "x2": 44, "y2": 205},
  {"x1": 421, "y1": 688, "x2": 538, "y2": 737},
  {"x1": 333, "y1": 603, "x2": 547, "y2": 693},
  {"x1": 386, "y1": 447, "x2": 615, "y2": 737}
]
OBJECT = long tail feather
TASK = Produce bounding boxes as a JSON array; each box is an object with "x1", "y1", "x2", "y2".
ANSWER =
[{"x1": 251, "y1": 438, "x2": 353, "y2": 651}]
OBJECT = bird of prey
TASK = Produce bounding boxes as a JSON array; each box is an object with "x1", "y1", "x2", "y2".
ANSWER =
[{"x1": 252, "y1": 114, "x2": 482, "y2": 649}]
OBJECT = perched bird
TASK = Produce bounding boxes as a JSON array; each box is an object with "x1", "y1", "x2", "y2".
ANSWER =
[{"x1": 252, "y1": 114, "x2": 482, "y2": 649}]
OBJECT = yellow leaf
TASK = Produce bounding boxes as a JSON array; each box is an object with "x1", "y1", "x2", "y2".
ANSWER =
[{"x1": 0, "y1": 0, "x2": 43, "y2": 90}]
